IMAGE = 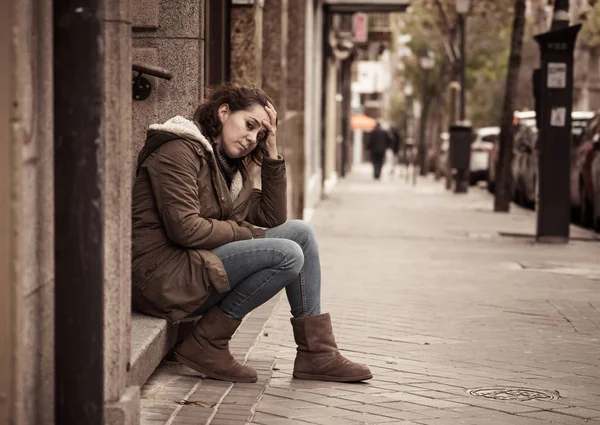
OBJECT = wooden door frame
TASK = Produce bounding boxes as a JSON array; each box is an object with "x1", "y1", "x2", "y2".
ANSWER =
[
  {"x1": 204, "y1": 0, "x2": 231, "y2": 87},
  {"x1": 0, "y1": 0, "x2": 15, "y2": 423}
]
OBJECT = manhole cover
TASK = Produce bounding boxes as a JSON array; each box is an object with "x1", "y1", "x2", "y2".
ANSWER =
[{"x1": 468, "y1": 387, "x2": 558, "y2": 401}]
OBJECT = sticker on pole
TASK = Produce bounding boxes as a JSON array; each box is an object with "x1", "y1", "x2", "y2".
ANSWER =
[
  {"x1": 547, "y1": 63, "x2": 567, "y2": 89},
  {"x1": 551, "y1": 107, "x2": 566, "y2": 127}
]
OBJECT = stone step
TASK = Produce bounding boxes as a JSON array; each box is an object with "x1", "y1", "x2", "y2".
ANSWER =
[{"x1": 128, "y1": 312, "x2": 178, "y2": 388}]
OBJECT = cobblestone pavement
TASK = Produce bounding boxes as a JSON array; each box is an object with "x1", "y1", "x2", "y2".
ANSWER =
[{"x1": 140, "y1": 165, "x2": 600, "y2": 425}]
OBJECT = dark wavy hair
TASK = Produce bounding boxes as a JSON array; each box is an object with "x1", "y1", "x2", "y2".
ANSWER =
[{"x1": 193, "y1": 83, "x2": 275, "y2": 166}]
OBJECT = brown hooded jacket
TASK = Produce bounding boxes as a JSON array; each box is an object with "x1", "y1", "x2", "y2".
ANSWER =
[{"x1": 131, "y1": 116, "x2": 287, "y2": 323}]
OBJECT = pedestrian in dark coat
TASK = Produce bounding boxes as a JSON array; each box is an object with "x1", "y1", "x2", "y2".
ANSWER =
[
  {"x1": 131, "y1": 83, "x2": 372, "y2": 384},
  {"x1": 387, "y1": 126, "x2": 402, "y2": 176},
  {"x1": 366, "y1": 122, "x2": 392, "y2": 180}
]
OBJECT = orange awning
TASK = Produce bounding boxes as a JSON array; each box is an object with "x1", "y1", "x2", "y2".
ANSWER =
[{"x1": 351, "y1": 114, "x2": 377, "y2": 131}]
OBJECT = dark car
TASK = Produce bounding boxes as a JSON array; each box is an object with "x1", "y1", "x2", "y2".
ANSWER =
[
  {"x1": 571, "y1": 111, "x2": 599, "y2": 227},
  {"x1": 513, "y1": 110, "x2": 594, "y2": 210},
  {"x1": 489, "y1": 111, "x2": 594, "y2": 214}
]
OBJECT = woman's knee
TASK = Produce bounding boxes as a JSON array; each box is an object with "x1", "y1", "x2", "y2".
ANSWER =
[
  {"x1": 278, "y1": 219, "x2": 317, "y2": 247},
  {"x1": 274, "y1": 239, "x2": 304, "y2": 275}
]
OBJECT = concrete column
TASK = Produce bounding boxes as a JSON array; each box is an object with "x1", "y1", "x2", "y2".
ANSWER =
[
  {"x1": 262, "y1": 0, "x2": 287, "y2": 113},
  {"x1": 102, "y1": 1, "x2": 140, "y2": 424},
  {"x1": 260, "y1": 0, "x2": 293, "y2": 213},
  {"x1": 305, "y1": 1, "x2": 324, "y2": 218},
  {"x1": 286, "y1": 0, "x2": 307, "y2": 219},
  {"x1": 324, "y1": 58, "x2": 339, "y2": 192},
  {"x1": 10, "y1": 1, "x2": 55, "y2": 424},
  {"x1": 231, "y1": 3, "x2": 263, "y2": 85}
]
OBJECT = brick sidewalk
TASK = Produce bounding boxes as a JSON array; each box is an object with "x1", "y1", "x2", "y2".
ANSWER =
[{"x1": 141, "y1": 165, "x2": 600, "y2": 425}]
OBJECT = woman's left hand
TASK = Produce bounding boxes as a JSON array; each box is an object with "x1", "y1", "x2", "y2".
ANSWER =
[{"x1": 262, "y1": 102, "x2": 278, "y2": 159}]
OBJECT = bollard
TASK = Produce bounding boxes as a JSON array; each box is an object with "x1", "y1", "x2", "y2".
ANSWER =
[{"x1": 449, "y1": 122, "x2": 473, "y2": 193}]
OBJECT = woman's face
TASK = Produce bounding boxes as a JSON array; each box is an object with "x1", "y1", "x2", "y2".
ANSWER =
[{"x1": 217, "y1": 103, "x2": 270, "y2": 158}]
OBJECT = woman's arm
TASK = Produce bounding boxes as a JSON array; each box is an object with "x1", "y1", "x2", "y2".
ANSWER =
[
  {"x1": 145, "y1": 141, "x2": 253, "y2": 249},
  {"x1": 245, "y1": 155, "x2": 287, "y2": 228},
  {"x1": 244, "y1": 101, "x2": 287, "y2": 228}
]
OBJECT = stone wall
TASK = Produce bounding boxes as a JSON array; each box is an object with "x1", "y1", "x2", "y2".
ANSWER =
[
  {"x1": 231, "y1": 4, "x2": 263, "y2": 86},
  {"x1": 131, "y1": 0, "x2": 205, "y2": 170}
]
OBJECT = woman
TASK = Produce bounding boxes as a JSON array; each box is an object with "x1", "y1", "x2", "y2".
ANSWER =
[{"x1": 131, "y1": 83, "x2": 372, "y2": 383}]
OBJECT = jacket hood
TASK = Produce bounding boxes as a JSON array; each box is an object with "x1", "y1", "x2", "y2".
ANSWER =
[
  {"x1": 136, "y1": 116, "x2": 245, "y2": 203},
  {"x1": 137, "y1": 116, "x2": 213, "y2": 175}
]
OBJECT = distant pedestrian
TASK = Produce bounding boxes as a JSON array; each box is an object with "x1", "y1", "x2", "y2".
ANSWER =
[
  {"x1": 131, "y1": 83, "x2": 372, "y2": 384},
  {"x1": 388, "y1": 126, "x2": 402, "y2": 176},
  {"x1": 366, "y1": 121, "x2": 392, "y2": 180}
]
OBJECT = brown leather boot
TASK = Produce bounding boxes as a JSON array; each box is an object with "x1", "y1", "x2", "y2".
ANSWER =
[
  {"x1": 290, "y1": 313, "x2": 372, "y2": 382},
  {"x1": 174, "y1": 307, "x2": 257, "y2": 383}
]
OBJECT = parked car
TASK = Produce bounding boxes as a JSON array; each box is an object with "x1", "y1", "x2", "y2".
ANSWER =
[
  {"x1": 469, "y1": 127, "x2": 499, "y2": 185},
  {"x1": 512, "y1": 124, "x2": 538, "y2": 207},
  {"x1": 590, "y1": 133, "x2": 600, "y2": 230},
  {"x1": 512, "y1": 110, "x2": 594, "y2": 211},
  {"x1": 436, "y1": 132, "x2": 450, "y2": 181},
  {"x1": 488, "y1": 110, "x2": 594, "y2": 215},
  {"x1": 570, "y1": 111, "x2": 599, "y2": 227}
]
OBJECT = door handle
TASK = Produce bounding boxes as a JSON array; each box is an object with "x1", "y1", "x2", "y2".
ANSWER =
[{"x1": 132, "y1": 63, "x2": 173, "y2": 101}]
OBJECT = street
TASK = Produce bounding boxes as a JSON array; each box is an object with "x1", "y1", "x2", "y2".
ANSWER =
[{"x1": 140, "y1": 164, "x2": 600, "y2": 425}]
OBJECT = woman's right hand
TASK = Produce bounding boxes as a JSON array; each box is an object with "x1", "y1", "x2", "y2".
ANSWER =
[{"x1": 262, "y1": 102, "x2": 278, "y2": 159}]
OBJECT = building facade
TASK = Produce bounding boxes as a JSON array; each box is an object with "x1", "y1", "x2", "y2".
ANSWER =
[{"x1": 1, "y1": 1, "x2": 408, "y2": 424}]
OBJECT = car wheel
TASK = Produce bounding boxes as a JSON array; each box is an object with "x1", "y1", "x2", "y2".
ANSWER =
[{"x1": 594, "y1": 198, "x2": 600, "y2": 233}]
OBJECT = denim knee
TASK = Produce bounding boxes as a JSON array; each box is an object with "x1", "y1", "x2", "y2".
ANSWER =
[
  {"x1": 276, "y1": 239, "x2": 305, "y2": 276},
  {"x1": 283, "y1": 220, "x2": 317, "y2": 248}
]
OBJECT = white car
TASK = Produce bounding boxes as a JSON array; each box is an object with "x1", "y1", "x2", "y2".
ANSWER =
[{"x1": 470, "y1": 126, "x2": 500, "y2": 185}]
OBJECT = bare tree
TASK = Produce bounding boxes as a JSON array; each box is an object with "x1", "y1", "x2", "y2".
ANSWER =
[{"x1": 494, "y1": 0, "x2": 527, "y2": 212}]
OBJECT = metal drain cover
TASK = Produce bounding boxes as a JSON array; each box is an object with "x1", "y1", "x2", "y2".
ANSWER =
[{"x1": 468, "y1": 387, "x2": 558, "y2": 401}]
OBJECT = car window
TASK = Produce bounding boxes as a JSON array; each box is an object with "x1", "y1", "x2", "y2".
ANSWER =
[
  {"x1": 581, "y1": 116, "x2": 599, "y2": 144},
  {"x1": 482, "y1": 134, "x2": 499, "y2": 143},
  {"x1": 572, "y1": 118, "x2": 592, "y2": 145}
]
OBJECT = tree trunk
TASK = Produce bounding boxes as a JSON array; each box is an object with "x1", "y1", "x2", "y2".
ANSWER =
[{"x1": 494, "y1": 0, "x2": 527, "y2": 212}]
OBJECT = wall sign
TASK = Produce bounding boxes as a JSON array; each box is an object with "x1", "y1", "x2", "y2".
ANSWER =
[
  {"x1": 547, "y1": 62, "x2": 567, "y2": 89},
  {"x1": 550, "y1": 107, "x2": 566, "y2": 127},
  {"x1": 353, "y1": 13, "x2": 368, "y2": 42}
]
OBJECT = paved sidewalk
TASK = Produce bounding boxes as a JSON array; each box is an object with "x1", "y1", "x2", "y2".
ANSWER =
[{"x1": 141, "y1": 164, "x2": 600, "y2": 425}]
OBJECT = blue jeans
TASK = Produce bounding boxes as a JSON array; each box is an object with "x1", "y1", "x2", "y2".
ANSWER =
[{"x1": 196, "y1": 220, "x2": 321, "y2": 320}]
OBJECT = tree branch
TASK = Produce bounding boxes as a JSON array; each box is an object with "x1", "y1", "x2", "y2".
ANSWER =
[{"x1": 434, "y1": 0, "x2": 458, "y2": 63}]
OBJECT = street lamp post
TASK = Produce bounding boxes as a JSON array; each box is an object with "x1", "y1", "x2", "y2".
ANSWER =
[
  {"x1": 404, "y1": 83, "x2": 414, "y2": 183},
  {"x1": 418, "y1": 52, "x2": 435, "y2": 176},
  {"x1": 450, "y1": 0, "x2": 472, "y2": 193},
  {"x1": 455, "y1": 0, "x2": 470, "y2": 121}
]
